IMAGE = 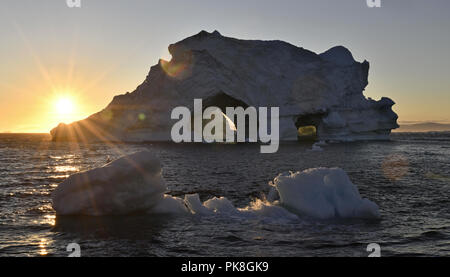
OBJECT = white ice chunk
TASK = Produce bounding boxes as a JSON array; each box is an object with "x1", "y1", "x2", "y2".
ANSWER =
[
  {"x1": 184, "y1": 194, "x2": 213, "y2": 215},
  {"x1": 52, "y1": 151, "x2": 166, "y2": 215},
  {"x1": 271, "y1": 168, "x2": 380, "y2": 219},
  {"x1": 150, "y1": 194, "x2": 189, "y2": 214},
  {"x1": 308, "y1": 142, "x2": 324, "y2": 152}
]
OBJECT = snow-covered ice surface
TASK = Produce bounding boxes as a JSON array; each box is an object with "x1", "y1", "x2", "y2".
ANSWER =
[
  {"x1": 51, "y1": 30, "x2": 398, "y2": 143},
  {"x1": 52, "y1": 151, "x2": 166, "y2": 215},
  {"x1": 52, "y1": 151, "x2": 379, "y2": 220},
  {"x1": 270, "y1": 168, "x2": 379, "y2": 219}
]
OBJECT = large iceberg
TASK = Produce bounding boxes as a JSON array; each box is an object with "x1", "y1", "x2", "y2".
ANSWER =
[
  {"x1": 52, "y1": 151, "x2": 380, "y2": 219},
  {"x1": 50, "y1": 30, "x2": 398, "y2": 142}
]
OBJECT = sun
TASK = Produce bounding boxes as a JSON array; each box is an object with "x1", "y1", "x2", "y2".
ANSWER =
[
  {"x1": 48, "y1": 93, "x2": 84, "y2": 125},
  {"x1": 55, "y1": 97, "x2": 75, "y2": 115}
]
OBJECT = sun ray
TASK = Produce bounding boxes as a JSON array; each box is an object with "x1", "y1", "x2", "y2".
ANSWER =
[
  {"x1": 11, "y1": 20, "x2": 57, "y2": 93},
  {"x1": 65, "y1": 26, "x2": 79, "y2": 93},
  {"x1": 77, "y1": 41, "x2": 145, "y2": 95}
]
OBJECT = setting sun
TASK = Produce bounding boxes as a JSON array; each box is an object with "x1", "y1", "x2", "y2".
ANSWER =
[
  {"x1": 49, "y1": 94, "x2": 85, "y2": 126},
  {"x1": 55, "y1": 97, "x2": 75, "y2": 115}
]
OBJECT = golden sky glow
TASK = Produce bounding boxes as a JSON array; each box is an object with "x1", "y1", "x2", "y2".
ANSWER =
[{"x1": 1, "y1": 1, "x2": 450, "y2": 133}]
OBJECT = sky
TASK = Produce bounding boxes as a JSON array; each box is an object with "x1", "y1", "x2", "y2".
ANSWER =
[{"x1": 0, "y1": 0, "x2": 449, "y2": 132}]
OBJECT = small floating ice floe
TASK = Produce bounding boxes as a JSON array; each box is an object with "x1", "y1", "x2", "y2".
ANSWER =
[
  {"x1": 270, "y1": 168, "x2": 380, "y2": 219},
  {"x1": 314, "y1": 140, "x2": 328, "y2": 146},
  {"x1": 307, "y1": 141, "x2": 327, "y2": 152}
]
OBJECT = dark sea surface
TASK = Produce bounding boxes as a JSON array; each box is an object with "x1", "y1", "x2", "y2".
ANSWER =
[{"x1": 0, "y1": 133, "x2": 448, "y2": 257}]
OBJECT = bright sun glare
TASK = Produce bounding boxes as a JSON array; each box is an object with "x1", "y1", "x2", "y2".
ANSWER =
[{"x1": 55, "y1": 97, "x2": 75, "y2": 115}]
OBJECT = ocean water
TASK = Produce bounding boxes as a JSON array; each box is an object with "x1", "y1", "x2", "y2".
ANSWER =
[{"x1": 0, "y1": 133, "x2": 448, "y2": 257}]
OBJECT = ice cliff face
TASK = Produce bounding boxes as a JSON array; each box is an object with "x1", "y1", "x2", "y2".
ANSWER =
[{"x1": 50, "y1": 30, "x2": 398, "y2": 142}]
